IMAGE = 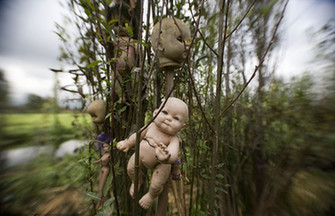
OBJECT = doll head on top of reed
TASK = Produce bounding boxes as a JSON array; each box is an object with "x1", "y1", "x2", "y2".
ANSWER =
[{"x1": 151, "y1": 18, "x2": 191, "y2": 69}]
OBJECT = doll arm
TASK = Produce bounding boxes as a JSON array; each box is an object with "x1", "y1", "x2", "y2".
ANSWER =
[
  {"x1": 155, "y1": 136, "x2": 179, "y2": 164},
  {"x1": 117, "y1": 126, "x2": 148, "y2": 152},
  {"x1": 165, "y1": 136, "x2": 180, "y2": 164},
  {"x1": 155, "y1": 143, "x2": 171, "y2": 163},
  {"x1": 93, "y1": 158, "x2": 102, "y2": 164}
]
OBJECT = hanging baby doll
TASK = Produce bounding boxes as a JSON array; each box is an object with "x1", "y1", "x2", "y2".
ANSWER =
[
  {"x1": 93, "y1": 143, "x2": 111, "y2": 208},
  {"x1": 117, "y1": 97, "x2": 188, "y2": 209},
  {"x1": 108, "y1": 0, "x2": 138, "y2": 75},
  {"x1": 87, "y1": 100, "x2": 110, "y2": 208},
  {"x1": 87, "y1": 99, "x2": 110, "y2": 150}
]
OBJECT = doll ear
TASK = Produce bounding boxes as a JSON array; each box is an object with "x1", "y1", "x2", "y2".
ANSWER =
[
  {"x1": 158, "y1": 39, "x2": 164, "y2": 52},
  {"x1": 153, "y1": 109, "x2": 158, "y2": 116}
]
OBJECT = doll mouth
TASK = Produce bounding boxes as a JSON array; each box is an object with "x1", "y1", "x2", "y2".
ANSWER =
[{"x1": 163, "y1": 122, "x2": 170, "y2": 127}]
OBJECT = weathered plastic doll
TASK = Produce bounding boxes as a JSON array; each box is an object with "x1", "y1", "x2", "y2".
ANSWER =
[
  {"x1": 87, "y1": 100, "x2": 107, "y2": 124},
  {"x1": 114, "y1": 36, "x2": 136, "y2": 74},
  {"x1": 151, "y1": 18, "x2": 191, "y2": 69},
  {"x1": 93, "y1": 143, "x2": 111, "y2": 208},
  {"x1": 109, "y1": 0, "x2": 137, "y2": 74},
  {"x1": 117, "y1": 97, "x2": 188, "y2": 209}
]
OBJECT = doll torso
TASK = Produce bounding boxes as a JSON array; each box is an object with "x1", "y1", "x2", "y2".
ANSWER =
[
  {"x1": 139, "y1": 123, "x2": 174, "y2": 169},
  {"x1": 114, "y1": 37, "x2": 136, "y2": 72},
  {"x1": 100, "y1": 153, "x2": 111, "y2": 167}
]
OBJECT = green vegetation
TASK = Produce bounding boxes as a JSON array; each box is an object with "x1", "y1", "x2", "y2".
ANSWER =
[
  {"x1": 0, "y1": 151, "x2": 92, "y2": 215},
  {"x1": 0, "y1": 112, "x2": 96, "y2": 215},
  {"x1": 0, "y1": 113, "x2": 91, "y2": 149}
]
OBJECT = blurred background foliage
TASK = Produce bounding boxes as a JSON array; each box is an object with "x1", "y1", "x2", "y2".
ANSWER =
[{"x1": 0, "y1": 0, "x2": 334, "y2": 215}]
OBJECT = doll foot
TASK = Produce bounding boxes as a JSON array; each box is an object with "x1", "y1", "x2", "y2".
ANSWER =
[
  {"x1": 129, "y1": 183, "x2": 142, "y2": 198},
  {"x1": 139, "y1": 193, "x2": 154, "y2": 209}
]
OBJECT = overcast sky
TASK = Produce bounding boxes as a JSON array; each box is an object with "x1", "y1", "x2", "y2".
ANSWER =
[{"x1": 0, "y1": 0, "x2": 334, "y2": 105}]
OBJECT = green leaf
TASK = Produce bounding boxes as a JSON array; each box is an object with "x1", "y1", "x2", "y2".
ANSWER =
[
  {"x1": 125, "y1": 23, "x2": 133, "y2": 38},
  {"x1": 86, "y1": 191, "x2": 101, "y2": 200},
  {"x1": 132, "y1": 40, "x2": 149, "y2": 48},
  {"x1": 105, "y1": 112, "x2": 111, "y2": 119},
  {"x1": 54, "y1": 31, "x2": 67, "y2": 42},
  {"x1": 112, "y1": 139, "x2": 118, "y2": 147},
  {"x1": 118, "y1": 106, "x2": 127, "y2": 115},
  {"x1": 87, "y1": 60, "x2": 102, "y2": 68},
  {"x1": 217, "y1": 163, "x2": 225, "y2": 168}
]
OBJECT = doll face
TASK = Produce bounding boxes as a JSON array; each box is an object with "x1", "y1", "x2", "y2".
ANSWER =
[
  {"x1": 154, "y1": 97, "x2": 188, "y2": 135},
  {"x1": 87, "y1": 100, "x2": 107, "y2": 124},
  {"x1": 103, "y1": 144, "x2": 110, "y2": 152},
  {"x1": 152, "y1": 18, "x2": 191, "y2": 68}
]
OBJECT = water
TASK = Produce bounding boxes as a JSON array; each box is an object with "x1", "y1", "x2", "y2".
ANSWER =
[
  {"x1": 54, "y1": 139, "x2": 87, "y2": 157},
  {"x1": 1, "y1": 146, "x2": 53, "y2": 167},
  {"x1": 0, "y1": 139, "x2": 87, "y2": 167}
]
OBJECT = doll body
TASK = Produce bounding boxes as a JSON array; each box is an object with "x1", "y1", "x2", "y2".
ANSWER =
[
  {"x1": 117, "y1": 97, "x2": 188, "y2": 209},
  {"x1": 93, "y1": 144, "x2": 111, "y2": 207},
  {"x1": 109, "y1": 1, "x2": 138, "y2": 74},
  {"x1": 115, "y1": 36, "x2": 136, "y2": 74}
]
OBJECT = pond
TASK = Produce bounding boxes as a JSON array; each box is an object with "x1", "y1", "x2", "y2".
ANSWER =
[{"x1": 0, "y1": 140, "x2": 87, "y2": 167}]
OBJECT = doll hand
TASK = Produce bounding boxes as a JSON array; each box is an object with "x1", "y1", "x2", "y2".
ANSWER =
[
  {"x1": 155, "y1": 143, "x2": 171, "y2": 163},
  {"x1": 117, "y1": 140, "x2": 130, "y2": 152}
]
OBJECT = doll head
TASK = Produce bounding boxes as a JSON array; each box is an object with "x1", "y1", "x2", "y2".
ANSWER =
[
  {"x1": 102, "y1": 143, "x2": 110, "y2": 153},
  {"x1": 153, "y1": 97, "x2": 188, "y2": 135},
  {"x1": 151, "y1": 18, "x2": 191, "y2": 69},
  {"x1": 87, "y1": 100, "x2": 107, "y2": 124},
  {"x1": 108, "y1": 2, "x2": 138, "y2": 38}
]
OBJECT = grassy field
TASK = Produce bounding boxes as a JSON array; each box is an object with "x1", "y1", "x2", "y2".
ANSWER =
[{"x1": 0, "y1": 112, "x2": 91, "y2": 150}]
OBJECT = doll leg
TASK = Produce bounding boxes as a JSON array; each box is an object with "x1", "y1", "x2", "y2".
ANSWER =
[
  {"x1": 98, "y1": 167, "x2": 110, "y2": 197},
  {"x1": 139, "y1": 163, "x2": 171, "y2": 209},
  {"x1": 127, "y1": 153, "x2": 142, "y2": 198},
  {"x1": 96, "y1": 168, "x2": 110, "y2": 208}
]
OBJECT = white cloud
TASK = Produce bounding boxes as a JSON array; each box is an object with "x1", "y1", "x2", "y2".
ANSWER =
[
  {"x1": 0, "y1": 0, "x2": 65, "y2": 64},
  {"x1": 277, "y1": 0, "x2": 335, "y2": 80},
  {"x1": 0, "y1": 0, "x2": 68, "y2": 105},
  {"x1": 0, "y1": 56, "x2": 55, "y2": 104}
]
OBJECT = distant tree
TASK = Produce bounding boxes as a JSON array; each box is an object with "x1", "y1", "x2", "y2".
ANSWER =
[
  {"x1": 0, "y1": 69, "x2": 9, "y2": 111},
  {"x1": 25, "y1": 94, "x2": 47, "y2": 112}
]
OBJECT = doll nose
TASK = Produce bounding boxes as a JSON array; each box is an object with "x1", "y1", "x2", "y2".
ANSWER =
[{"x1": 166, "y1": 115, "x2": 172, "y2": 121}]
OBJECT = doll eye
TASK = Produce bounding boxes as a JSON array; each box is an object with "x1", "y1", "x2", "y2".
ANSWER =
[
  {"x1": 173, "y1": 116, "x2": 179, "y2": 121},
  {"x1": 162, "y1": 110, "x2": 168, "y2": 115}
]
